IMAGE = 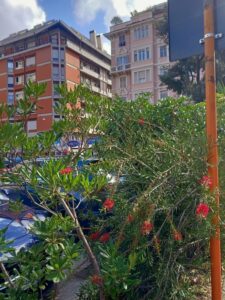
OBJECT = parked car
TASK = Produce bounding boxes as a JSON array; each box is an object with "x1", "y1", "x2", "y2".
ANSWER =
[
  {"x1": 0, "y1": 186, "x2": 46, "y2": 291},
  {"x1": 0, "y1": 187, "x2": 46, "y2": 253}
]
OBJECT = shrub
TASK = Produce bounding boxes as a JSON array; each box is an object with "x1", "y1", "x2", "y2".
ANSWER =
[{"x1": 0, "y1": 84, "x2": 225, "y2": 299}]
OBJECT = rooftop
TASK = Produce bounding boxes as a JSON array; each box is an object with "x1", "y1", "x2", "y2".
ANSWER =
[
  {"x1": 0, "y1": 20, "x2": 110, "y2": 60},
  {"x1": 104, "y1": 2, "x2": 167, "y2": 39}
]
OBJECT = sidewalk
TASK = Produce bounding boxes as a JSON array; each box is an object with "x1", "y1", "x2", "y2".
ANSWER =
[{"x1": 55, "y1": 257, "x2": 92, "y2": 300}]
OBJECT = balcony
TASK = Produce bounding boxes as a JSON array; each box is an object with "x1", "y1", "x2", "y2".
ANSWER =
[
  {"x1": 111, "y1": 64, "x2": 131, "y2": 73},
  {"x1": 80, "y1": 64, "x2": 100, "y2": 80},
  {"x1": 91, "y1": 85, "x2": 100, "y2": 93}
]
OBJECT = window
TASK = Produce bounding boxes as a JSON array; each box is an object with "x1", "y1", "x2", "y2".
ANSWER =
[
  {"x1": 116, "y1": 55, "x2": 129, "y2": 66},
  {"x1": 134, "y1": 47, "x2": 150, "y2": 62},
  {"x1": 15, "y1": 60, "x2": 24, "y2": 69},
  {"x1": 134, "y1": 25, "x2": 149, "y2": 40},
  {"x1": 7, "y1": 92, "x2": 14, "y2": 105},
  {"x1": 54, "y1": 115, "x2": 61, "y2": 122},
  {"x1": 53, "y1": 83, "x2": 60, "y2": 96},
  {"x1": 61, "y1": 66, "x2": 65, "y2": 80},
  {"x1": 16, "y1": 43, "x2": 24, "y2": 51},
  {"x1": 119, "y1": 34, "x2": 126, "y2": 47},
  {"x1": 15, "y1": 75, "x2": 24, "y2": 85},
  {"x1": 53, "y1": 66, "x2": 59, "y2": 79},
  {"x1": 51, "y1": 34, "x2": 58, "y2": 45},
  {"x1": 60, "y1": 36, "x2": 66, "y2": 45},
  {"x1": 120, "y1": 76, "x2": 127, "y2": 89},
  {"x1": 60, "y1": 48, "x2": 65, "y2": 61},
  {"x1": 134, "y1": 69, "x2": 151, "y2": 84},
  {"x1": 39, "y1": 35, "x2": 49, "y2": 45},
  {"x1": 26, "y1": 56, "x2": 35, "y2": 66},
  {"x1": 159, "y1": 65, "x2": 168, "y2": 77},
  {"x1": 26, "y1": 72, "x2": 36, "y2": 82},
  {"x1": 15, "y1": 91, "x2": 24, "y2": 101},
  {"x1": 160, "y1": 90, "x2": 168, "y2": 99},
  {"x1": 160, "y1": 46, "x2": 167, "y2": 58},
  {"x1": 7, "y1": 60, "x2": 13, "y2": 73},
  {"x1": 27, "y1": 41, "x2": 35, "y2": 49},
  {"x1": 8, "y1": 76, "x2": 14, "y2": 87},
  {"x1": 52, "y1": 48, "x2": 59, "y2": 61},
  {"x1": 27, "y1": 120, "x2": 37, "y2": 131}
]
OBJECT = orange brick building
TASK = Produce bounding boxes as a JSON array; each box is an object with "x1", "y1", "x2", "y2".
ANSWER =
[{"x1": 0, "y1": 20, "x2": 111, "y2": 134}]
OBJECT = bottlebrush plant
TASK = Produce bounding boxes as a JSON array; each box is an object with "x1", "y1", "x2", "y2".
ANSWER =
[{"x1": 1, "y1": 83, "x2": 225, "y2": 300}]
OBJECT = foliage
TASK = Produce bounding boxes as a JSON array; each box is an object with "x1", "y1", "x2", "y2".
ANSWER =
[
  {"x1": 155, "y1": 12, "x2": 225, "y2": 102},
  {"x1": 155, "y1": 13, "x2": 205, "y2": 102},
  {"x1": 110, "y1": 16, "x2": 123, "y2": 26},
  {"x1": 160, "y1": 57, "x2": 205, "y2": 103},
  {"x1": 0, "y1": 216, "x2": 80, "y2": 299},
  {"x1": 1, "y1": 83, "x2": 225, "y2": 299},
  {"x1": 130, "y1": 10, "x2": 138, "y2": 17}
]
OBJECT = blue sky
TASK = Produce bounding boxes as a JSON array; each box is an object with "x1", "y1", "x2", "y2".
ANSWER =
[
  {"x1": 0, "y1": 0, "x2": 166, "y2": 53},
  {"x1": 40, "y1": 0, "x2": 107, "y2": 37}
]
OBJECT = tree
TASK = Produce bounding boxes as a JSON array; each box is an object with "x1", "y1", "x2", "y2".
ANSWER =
[
  {"x1": 160, "y1": 56, "x2": 205, "y2": 102},
  {"x1": 130, "y1": 10, "x2": 138, "y2": 17},
  {"x1": 156, "y1": 13, "x2": 225, "y2": 102},
  {"x1": 155, "y1": 14, "x2": 205, "y2": 102},
  {"x1": 110, "y1": 16, "x2": 123, "y2": 26}
]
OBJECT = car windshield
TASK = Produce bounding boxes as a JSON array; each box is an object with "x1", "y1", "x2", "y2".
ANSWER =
[{"x1": 0, "y1": 188, "x2": 36, "y2": 209}]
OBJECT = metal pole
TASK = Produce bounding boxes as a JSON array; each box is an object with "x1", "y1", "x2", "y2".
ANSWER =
[{"x1": 204, "y1": 0, "x2": 222, "y2": 299}]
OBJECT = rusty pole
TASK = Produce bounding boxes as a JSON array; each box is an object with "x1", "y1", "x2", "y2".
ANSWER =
[{"x1": 204, "y1": 0, "x2": 222, "y2": 299}]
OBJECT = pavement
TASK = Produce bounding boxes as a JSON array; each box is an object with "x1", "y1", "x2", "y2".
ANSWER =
[
  {"x1": 55, "y1": 257, "x2": 92, "y2": 300},
  {"x1": 55, "y1": 259, "x2": 225, "y2": 300}
]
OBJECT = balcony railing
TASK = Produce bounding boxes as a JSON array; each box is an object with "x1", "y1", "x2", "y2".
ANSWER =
[{"x1": 111, "y1": 64, "x2": 131, "y2": 73}]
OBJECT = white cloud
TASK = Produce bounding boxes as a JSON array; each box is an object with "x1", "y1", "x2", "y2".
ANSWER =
[
  {"x1": 0, "y1": 0, "x2": 46, "y2": 39},
  {"x1": 102, "y1": 37, "x2": 111, "y2": 55},
  {"x1": 73, "y1": 0, "x2": 165, "y2": 28}
]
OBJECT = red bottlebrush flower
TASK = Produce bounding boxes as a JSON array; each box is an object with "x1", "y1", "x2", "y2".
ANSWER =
[
  {"x1": 103, "y1": 198, "x2": 115, "y2": 211},
  {"x1": 196, "y1": 203, "x2": 210, "y2": 218},
  {"x1": 91, "y1": 275, "x2": 103, "y2": 286},
  {"x1": 138, "y1": 118, "x2": 145, "y2": 126},
  {"x1": 199, "y1": 175, "x2": 213, "y2": 189},
  {"x1": 90, "y1": 231, "x2": 100, "y2": 241},
  {"x1": 141, "y1": 221, "x2": 153, "y2": 235},
  {"x1": 99, "y1": 233, "x2": 110, "y2": 243},
  {"x1": 59, "y1": 167, "x2": 73, "y2": 175},
  {"x1": 173, "y1": 230, "x2": 182, "y2": 241},
  {"x1": 127, "y1": 214, "x2": 134, "y2": 223}
]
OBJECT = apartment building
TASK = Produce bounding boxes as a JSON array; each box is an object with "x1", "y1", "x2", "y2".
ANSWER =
[
  {"x1": 0, "y1": 20, "x2": 111, "y2": 134},
  {"x1": 105, "y1": 3, "x2": 175, "y2": 103}
]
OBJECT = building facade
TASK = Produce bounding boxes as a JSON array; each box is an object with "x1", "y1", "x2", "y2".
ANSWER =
[
  {"x1": 105, "y1": 3, "x2": 175, "y2": 103},
  {"x1": 0, "y1": 20, "x2": 111, "y2": 134}
]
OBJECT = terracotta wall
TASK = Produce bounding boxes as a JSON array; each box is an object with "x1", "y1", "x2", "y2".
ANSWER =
[
  {"x1": 37, "y1": 115, "x2": 52, "y2": 132},
  {"x1": 36, "y1": 46, "x2": 51, "y2": 64}
]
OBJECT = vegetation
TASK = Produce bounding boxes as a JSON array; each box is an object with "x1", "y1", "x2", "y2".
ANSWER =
[
  {"x1": 110, "y1": 16, "x2": 123, "y2": 26},
  {"x1": 155, "y1": 13, "x2": 225, "y2": 102},
  {"x1": 0, "y1": 83, "x2": 225, "y2": 299}
]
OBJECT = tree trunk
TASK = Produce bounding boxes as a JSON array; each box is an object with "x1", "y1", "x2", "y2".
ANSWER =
[{"x1": 60, "y1": 198, "x2": 105, "y2": 300}]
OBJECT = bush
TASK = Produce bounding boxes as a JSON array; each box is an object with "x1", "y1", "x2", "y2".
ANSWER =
[{"x1": 0, "y1": 84, "x2": 225, "y2": 299}]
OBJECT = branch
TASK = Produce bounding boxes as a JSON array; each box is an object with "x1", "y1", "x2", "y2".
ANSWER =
[{"x1": 0, "y1": 262, "x2": 15, "y2": 289}]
